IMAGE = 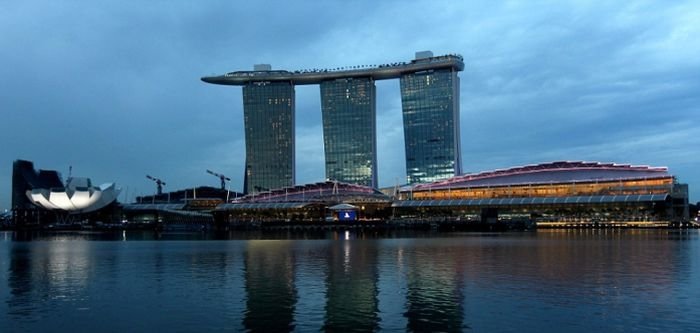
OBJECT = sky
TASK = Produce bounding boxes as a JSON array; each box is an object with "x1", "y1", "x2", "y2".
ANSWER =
[{"x1": 1, "y1": 0, "x2": 699, "y2": 210}]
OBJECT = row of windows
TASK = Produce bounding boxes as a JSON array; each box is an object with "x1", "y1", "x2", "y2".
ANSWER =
[
  {"x1": 411, "y1": 178, "x2": 674, "y2": 200},
  {"x1": 239, "y1": 71, "x2": 460, "y2": 190},
  {"x1": 320, "y1": 78, "x2": 377, "y2": 187},
  {"x1": 400, "y1": 69, "x2": 459, "y2": 184},
  {"x1": 243, "y1": 83, "x2": 296, "y2": 193}
]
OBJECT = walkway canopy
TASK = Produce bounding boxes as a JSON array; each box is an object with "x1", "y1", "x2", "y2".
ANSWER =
[
  {"x1": 215, "y1": 202, "x2": 314, "y2": 211},
  {"x1": 328, "y1": 203, "x2": 358, "y2": 211}
]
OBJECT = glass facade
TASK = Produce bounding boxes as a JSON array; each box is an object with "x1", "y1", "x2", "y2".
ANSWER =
[
  {"x1": 242, "y1": 82, "x2": 295, "y2": 194},
  {"x1": 410, "y1": 177, "x2": 675, "y2": 200},
  {"x1": 400, "y1": 69, "x2": 461, "y2": 184},
  {"x1": 320, "y1": 78, "x2": 377, "y2": 187}
]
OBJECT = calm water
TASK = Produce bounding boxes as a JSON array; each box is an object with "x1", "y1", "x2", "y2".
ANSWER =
[{"x1": 1, "y1": 229, "x2": 699, "y2": 332}]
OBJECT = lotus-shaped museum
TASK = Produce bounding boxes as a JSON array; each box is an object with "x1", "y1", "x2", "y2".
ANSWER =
[{"x1": 26, "y1": 177, "x2": 120, "y2": 213}]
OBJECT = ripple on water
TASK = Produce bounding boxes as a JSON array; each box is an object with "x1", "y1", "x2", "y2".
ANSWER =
[{"x1": 1, "y1": 230, "x2": 700, "y2": 332}]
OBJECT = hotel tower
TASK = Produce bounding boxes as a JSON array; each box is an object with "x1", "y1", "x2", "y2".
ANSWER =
[{"x1": 202, "y1": 51, "x2": 464, "y2": 193}]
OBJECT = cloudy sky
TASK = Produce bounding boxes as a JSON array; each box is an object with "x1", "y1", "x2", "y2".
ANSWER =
[{"x1": 1, "y1": 0, "x2": 699, "y2": 209}]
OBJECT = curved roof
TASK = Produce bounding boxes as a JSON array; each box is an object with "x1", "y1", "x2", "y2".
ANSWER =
[
  {"x1": 122, "y1": 203, "x2": 187, "y2": 211},
  {"x1": 122, "y1": 203, "x2": 213, "y2": 217},
  {"x1": 216, "y1": 202, "x2": 313, "y2": 211},
  {"x1": 329, "y1": 203, "x2": 358, "y2": 210},
  {"x1": 202, "y1": 54, "x2": 464, "y2": 86},
  {"x1": 234, "y1": 181, "x2": 390, "y2": 203},
  {"x1": 413, "y1": 161, "x2": 671, "y2": 190}
]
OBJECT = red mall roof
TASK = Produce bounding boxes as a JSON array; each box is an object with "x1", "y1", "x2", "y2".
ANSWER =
[{"x1": 413, "y1": 161, "x2": 670, "y2": 190}]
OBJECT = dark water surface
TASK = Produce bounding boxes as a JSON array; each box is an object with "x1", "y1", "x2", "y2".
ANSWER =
[{"x1": 1, "y1": 229, "x2": 699, "y2": 332}]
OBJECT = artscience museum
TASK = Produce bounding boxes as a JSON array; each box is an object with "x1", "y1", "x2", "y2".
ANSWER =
[
  {"x1": 12, "y1": 160, "x2": 121, "y2": 225},
  {"x1": 27, "y1": 177, "x2": 120, "y2": 213}
]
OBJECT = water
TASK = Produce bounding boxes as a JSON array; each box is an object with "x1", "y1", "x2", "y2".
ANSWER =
[{"x1": 1, "y1": 229, "x2": 699, "y2": 332}]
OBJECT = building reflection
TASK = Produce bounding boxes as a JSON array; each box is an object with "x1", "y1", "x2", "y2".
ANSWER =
[
  {"x1": 243, "y1": 240, "x2": 297, "y2": 332},
  {"x1": 453, "y1": 230, "x2": 684, "y2": 330},
  {"x1": 7, "y1": 244, "x2": 34, "y2": 318},
  {"x1": 323, "y1": 238, "x2": 379, "y2": 332},
  {"x1": 6, "y1": 238, "x2": 91, "y2": 321},
  {"x1": 3, "y1": 230, "x2": 691, "y2": 331},
  {"x1": 530, "y1": 230, "x2": 678, "y2": 297},
  {"x1": 404, "y1": 241, "x2": 466, "y2": 332}
]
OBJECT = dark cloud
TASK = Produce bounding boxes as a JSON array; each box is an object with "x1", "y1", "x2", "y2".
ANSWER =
[{"x1": 1, "y1": 0, "x2": 699, "y2": 209}]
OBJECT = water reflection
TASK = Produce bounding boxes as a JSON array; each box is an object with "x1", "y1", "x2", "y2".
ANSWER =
[
  {"x1": 244, "y1": 240, "x2": 297, "y2": 332},
  {"x1": 1, "y1": 230, "x2": 699, "y2": 332},
  {"x1": 403, "y1": 239, "x2": 466, "y2": 332},
  {"x1": 7, "y1": 244, "x2": 34, "y2": 319},
  {"x1": 7, "y1": 240, "x2": 92, "y2": 323},
  {"x1": 323, "y1": 239, "x2": 379, "y2": 332}
]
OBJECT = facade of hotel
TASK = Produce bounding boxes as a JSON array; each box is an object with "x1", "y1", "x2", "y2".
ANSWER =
[
  {"x1": 320, "y1": 77, "x2": 377, "y2": 187},
  {"x1": 400, "y1": 67, "x2": 461, "y2": 183},
  {"x1": 202, "y1": 51, "x2": 464, "y2": 193},
  {"x1": 242, "y1": 81, "x2": 295, "y2": 192}
]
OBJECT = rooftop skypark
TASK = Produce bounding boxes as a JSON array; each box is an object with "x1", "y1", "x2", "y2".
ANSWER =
[{"x1": 201, "y1": 53, "x2": 464, "y2": 85}]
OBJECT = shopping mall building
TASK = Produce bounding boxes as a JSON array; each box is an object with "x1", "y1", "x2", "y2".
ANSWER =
[
  {"x1": 210, "y1": 161, "x2": 689, "y2": 228},
  {"x1": 391, "y1": 161, "x2": 689, "y2": 227}
]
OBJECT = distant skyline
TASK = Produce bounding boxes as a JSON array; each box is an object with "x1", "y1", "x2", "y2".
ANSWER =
[{"x1": 2, "y1": 0, "x2": 699, "y2": 210}]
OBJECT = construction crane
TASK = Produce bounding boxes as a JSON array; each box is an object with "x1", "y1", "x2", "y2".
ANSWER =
[
  {"x1": 206, "y1": 169, "x2": 231, "y2": 190},
  {"x1": 146, "y1": 175, "x2": 166, "y2": 195}
]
